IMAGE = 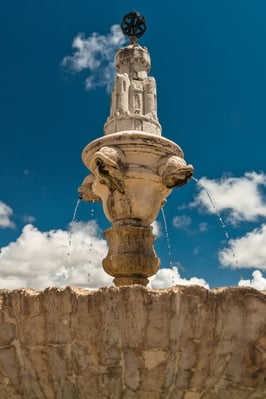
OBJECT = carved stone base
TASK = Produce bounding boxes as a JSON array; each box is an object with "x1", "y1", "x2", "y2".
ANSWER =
[{"x1": 103, "y1": 225, "x2": 160, "y2": 286}]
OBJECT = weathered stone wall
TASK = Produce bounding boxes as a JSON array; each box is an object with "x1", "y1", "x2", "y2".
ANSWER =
[{"x1": 0, "y1": 285, "x2": 265, "y2": 399}]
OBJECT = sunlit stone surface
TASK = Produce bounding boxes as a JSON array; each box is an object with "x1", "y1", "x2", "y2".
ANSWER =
[{"x1": 0, "y1": 286, "x2": 265, "y2": 398}]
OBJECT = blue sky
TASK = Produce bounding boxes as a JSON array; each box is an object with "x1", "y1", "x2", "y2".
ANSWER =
[{"x1": 0, "y1": 1, "x2": 265, "y2": 290}]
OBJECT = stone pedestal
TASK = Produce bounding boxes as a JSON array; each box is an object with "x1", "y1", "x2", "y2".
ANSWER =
[{"x1": 103, "y1": 225, "x2": 159, "y2": 286}]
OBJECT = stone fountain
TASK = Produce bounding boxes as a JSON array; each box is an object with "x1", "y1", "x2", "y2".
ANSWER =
[
  {"x1": 0, "y1": 14, "x2": 264, "y2": 399},
  {"x1": 79, "y1": 11, "x2": 194, "y2": 286}
]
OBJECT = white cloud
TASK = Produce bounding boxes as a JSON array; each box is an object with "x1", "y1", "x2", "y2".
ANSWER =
[
  {"x1": 22, "y1": 215, "x2": 36, "y2": 224},
  {"x1": 198, "y1": 222, "x2": 208, "y2": 232},
  {"x1": 191, "y1": 172, "x2": 266, "y2": 224},
  {"x1": 173, "y1": 215, "x2": 191, "y2": 229},
  {"x1": 0, "y1": 219, "x2": 209, "y2": 291},
  {"x1": 193, "y1": 246, "x2": 200, "y2": 255},
  {"x1": 0, "y1": 222, "x2": 112, "y2": 290},
  {"x1": 152, "y1": 220, "x2": 162, "y2": 237},
  {"x1": 219, "y1": 223, "x2": 266, "y2": 269},
  {"x1": 191, "y1": 172, "x2": 266, "y2": 271},
  {"x1": 0, "y1": 201, "x2": 15, "y2": 229},
  {"x1": 62, "y1": 24, "x2": 126, "y2": 92},
  {"x1": 238, "y1": 270, "x2": 266, "y2": 291},
  {"x1": 149, "y1": 266, "x2": 209, "y2": 289}
]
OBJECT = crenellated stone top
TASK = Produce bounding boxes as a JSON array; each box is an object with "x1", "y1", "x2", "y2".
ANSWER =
[
  {"x1": 116, "y1": 42, "x2": 151, "y2": 75},
  {"x1": 104, "y1": 42, "x2": 162, "y2": 136}
]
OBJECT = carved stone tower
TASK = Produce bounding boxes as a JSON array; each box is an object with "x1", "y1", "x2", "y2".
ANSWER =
[{"x1": 79, "y1": 12, "x2": 194, "y2": 286}]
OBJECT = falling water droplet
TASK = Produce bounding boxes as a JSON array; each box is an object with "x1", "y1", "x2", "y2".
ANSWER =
[
  {"x1": 91, "y1": 199, "x2": 95, "y2": 219},
  {"x1": 192, "y1": 176, "x2": 239, "y2": 266}
]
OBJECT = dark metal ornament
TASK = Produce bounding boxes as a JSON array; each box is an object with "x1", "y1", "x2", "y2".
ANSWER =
[{"x1": 121, "y1": 11, "x2": 146, "y2": 42}]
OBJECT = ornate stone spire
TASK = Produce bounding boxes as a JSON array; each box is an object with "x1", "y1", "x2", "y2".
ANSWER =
[
  {"x1": 104, "y1": 12, "x2": 161, "y2": 136},
  {"x1": 79, "y1": 12, "x2": 194, "y2": 286}
]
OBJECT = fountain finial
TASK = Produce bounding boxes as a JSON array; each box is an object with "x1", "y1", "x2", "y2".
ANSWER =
[{"x1": 121, "y1": 11, "x2": 146, "y2": 43}]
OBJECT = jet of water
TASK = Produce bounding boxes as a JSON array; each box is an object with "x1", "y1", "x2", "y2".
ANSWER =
[
  {"x1": 65, "y1": 198, "x2": 81, "y2": 274},
  {"x1": 68, "y1": 198, "x2": 81, "y2": 249},
  {"x1": 160, "y1": 207, "x2": 173, "y2": 267},
  {"x1": 192, "y1": 176, "x2": 238, "y2": 266}
]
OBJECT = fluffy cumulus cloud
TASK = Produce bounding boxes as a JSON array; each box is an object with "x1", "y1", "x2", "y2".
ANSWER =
[
  {"x1": 62, "y1": 24, "x2": 126, "y2": 92},
  {"x1": 0, "y1": 217, "x2": 209, "y2": 291},
  {"x1": 219, "y1": 223, "x2": 266, "y2": 269},
  {"x1": 0, "y1": 201, "x2": 15, "y2": 229},
  {"x1": 191, "y1": 172, "x2": 266, "y2": 224},
  {"x1": 238, "y1": 270, "x2": 266, "y2": 291},
  {"x1": 172, "y1": 215, "x2": 192, "y2": 230},
  {"x1": 191, "y1": 172, "x2": 266, "y2": 272},
  {"x1": 152, "y1": 220, "x2": 162, "y2": 237},
  {"x1": 149, "y1": 266, "x2": 209, "y2": 289},
  {"x1": 0, "y1": 222, "x2": 112, "y2": 290}
]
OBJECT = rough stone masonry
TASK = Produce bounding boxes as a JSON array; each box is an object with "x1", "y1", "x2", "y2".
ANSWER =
[{"x1": 0, "y1": 285, "x2": 265, "y2": 398}]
